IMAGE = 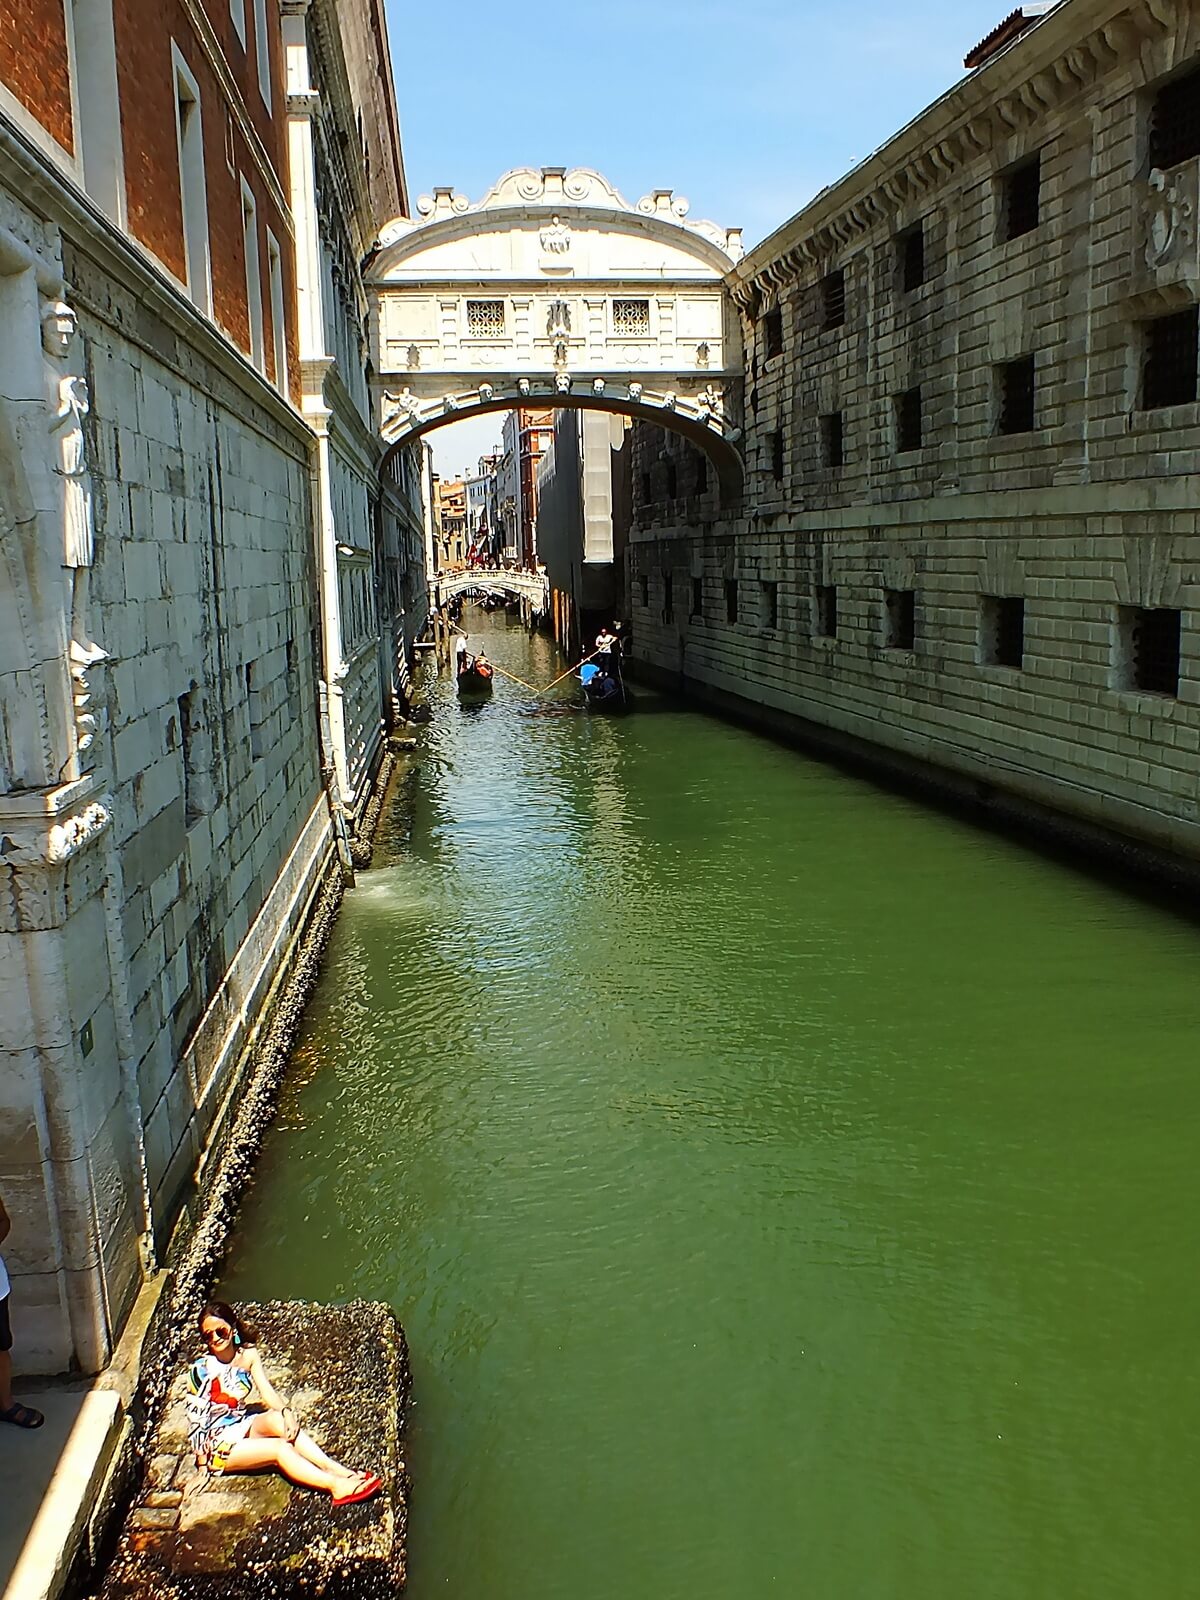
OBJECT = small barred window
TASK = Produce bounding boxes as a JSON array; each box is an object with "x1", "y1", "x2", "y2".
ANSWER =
[
  {"x1": 466, "y1": 300, "x2": 505, "y2": 337},
  {"x1": 612, "y1": 299, "x2": 651, "y2": 336},
  {"x1": 1149, "y1": 63, "x2": 1200, "y2": 171}
]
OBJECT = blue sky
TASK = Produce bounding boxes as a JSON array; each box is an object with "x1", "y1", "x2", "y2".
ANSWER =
[{"x1": 382, "y1": 0, "x2": 1018, "y2": 473}]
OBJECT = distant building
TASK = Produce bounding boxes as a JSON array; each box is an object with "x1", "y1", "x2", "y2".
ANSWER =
[
  {"x1": 466, "y1": 451, "x2": 502, "y2": 559},
  {"x1": 432, "y1": 475, "x2": 468, "y2": 568},
  {"x1": 501, "y1": 407, "x2": 554, "y2": 567},
  {"x1": 537, "y1": 411, "x2": 631, "y2": 653}
]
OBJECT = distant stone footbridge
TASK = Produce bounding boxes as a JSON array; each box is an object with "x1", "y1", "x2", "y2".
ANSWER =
[{"x1": 434, "y1": 568, "x2": 549, "y2": 609}]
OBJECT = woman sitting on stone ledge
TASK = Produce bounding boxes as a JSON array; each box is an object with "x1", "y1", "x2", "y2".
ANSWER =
[{"x1": 186, "y1": 1301, "x2": 381, "y2": 1507}]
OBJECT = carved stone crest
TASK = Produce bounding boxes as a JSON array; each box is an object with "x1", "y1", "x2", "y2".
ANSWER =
[
  {"x1": 539, "y1": 215, "x2": 571, "y2": 255},
  {"x1": 1145, "y1": 168, "x2": 1195, "y2": 270},
  {"x1": 555, "y1": 373, "x2": 571, "y2": 394},
  {"x1": 695, "y1": 341, "x2": 711, "y2": 369}
]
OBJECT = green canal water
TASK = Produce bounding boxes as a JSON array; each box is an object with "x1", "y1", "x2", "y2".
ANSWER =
[{"x1": 225, "y1": 611, "x2": 1200, "y2": 1598}]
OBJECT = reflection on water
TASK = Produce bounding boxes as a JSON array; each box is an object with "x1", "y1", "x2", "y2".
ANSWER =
[{"x1": 226, "y1": 609, "x2": 1200, "y2": 1600}]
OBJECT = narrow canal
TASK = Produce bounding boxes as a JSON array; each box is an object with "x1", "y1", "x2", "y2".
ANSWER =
[{"x1": 225, "y1": 610, "x2": 1199, "y2": 1599}]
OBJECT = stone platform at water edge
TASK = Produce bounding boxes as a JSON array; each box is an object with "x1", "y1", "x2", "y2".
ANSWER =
[{"x1": 100, "y1": 1302, "x2": 411, "y2": 1598}]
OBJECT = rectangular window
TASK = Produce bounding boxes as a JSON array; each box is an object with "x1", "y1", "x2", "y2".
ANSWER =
[
  {"x1": 665, "y1": 459, "x2": 678, "y2": 498},
  {"x1": 1003, "y1": 154, "x2": 1041, "y2": 241},
  {"x1": 1148, "y1": 62, "x2": 1200, "y2": 171},
  {"x1": 639, "y1": 575, "x2": 649, "y2": 607},
  {"x1": 266, "y1": 228, "x2": 287, "y2": 393},
  {"x1": 612, "y1": 298, "x2": 651, "y2": 337},
  {"x1": 173, "y1": 49, "x2": 211, "y2": 313},
  {"x1": 693, "y1": 451, "x2": 708, "y2": 494},
  {"x1": 885, "y1": 588, "x2": 916, "y2": 650},
  {"x1": 1140, "y1": 305, "x2": 1198, "y2": 409},
  {"x1": 898, "y1": 222, "x2": 925, "y2": 292},
  {"x1": 466, "y1": 299, "x2": 505, "y2": 337},
  {"x1": 1119, "y1": 606, "x2": 1181, "y2": 695},
  {"x1": 663, "y1": 572, "x2": 673, "y2": 624},
  {"x1": 240, "y1": 178, "x2": 265, "y2": 371},
  {"x1": 245, "y1": 661, "x2": 265, "y2": 759},
  {"x1": 822, "y1": 269, "x2": 846, "y2": 330},
  {"x1": 67, "y1": 0, "x2": 126, "y2": 223},
  {"x1": 896, "y1": 386, "x2": 923, "y2": 453},
  {"x1": 640, "y1": 470, "x2": 652, "y2": 505},
  {"x1": 691, "y1": 577, "x2": 704, "y2": 619},
  {"x1": 725, "y1": 579, "x2": 739, "y2": 625},
  {"x1": 252, "y1": 0, "x2": 271, "y2": 111},
  {"x1": 230, "y1": 0, "x2": 246, "y2": 45},
  {"x1": 821, "y1": 410, "x2": 844, "y2": 469},
  {"x1": 997, "y1": 355, "x2": 1036, "y2": 434},
  {"x1": 179, "y1": 687, "x2": 200, "y2": 823},
  {"x1": 769, "y1": 430, "x2": 784, "y2": 483},
  {"x1": 816, "y1": 584, "x2": 838, "y2": 639},
  {"x1": 764, "y1": 306, "x2": 783, "y2": 359},
  {"x1": 762, "y1": 580, "x2": 779, "y2": 630},
  {"x1": 981, "y1": 595, "x2": 1025, "y2": 669}
]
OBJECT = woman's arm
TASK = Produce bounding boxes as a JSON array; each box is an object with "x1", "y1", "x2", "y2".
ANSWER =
[{"x1": 246, "y1": 1349, "x2": 286, "y2": 1412}]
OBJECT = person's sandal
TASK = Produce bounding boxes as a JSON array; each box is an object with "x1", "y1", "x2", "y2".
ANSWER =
[
  {"x1": 0, "y1": 1403, "x2": 45, "y2": 1429},
  {"x1": 331, "y1": 1473, "x2": 381, "y2": 1508}
]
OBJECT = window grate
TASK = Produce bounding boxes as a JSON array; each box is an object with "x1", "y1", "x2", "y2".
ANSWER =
[
  {"x1": 821, "y1": 410, "x2": 844, "y2": 469},
  {"x1": 998, "y1": 355, "x2": 1036, "y2": 434},
  {"x1": 663, "y1": 572, "x2": 673, "y2": 624},
  {"x1": 1141, "y1": 306, "x2": 1199, "y2": 409},
  {"x1": 900, "y1": 224, "x2": 925, "y2": 292},
  {"x1": 982, "y1": 595, "x2": 1024, "y2": 668},
  {"x1": 691, "y1": 577, "x2": 704, "y2": 619},
  {"x1": 764, "y1": 307, "x2": 783, "y2": 359},
  {"x1": 1003, "y1": 155, "x2": 1041, "y2": 240},
  {"x1": 822, "y1": 270, "x2": 846, "y2": 330},
  {"x1": 694, "y1": 450, "x2": 708, "y2": 494},
  {"x1": 885, "y1": 589, "x2": 916, "y2": 651},
  {"x1": 770, "y1": 430, "x2": 784, "y2": 483},
  {"x1": 816, "y1": 584, "x2": 838, "y2": 638},
  {"x1": 762, "y1": 580, "x2": 778, "y2": 630},
  {"x1": 466, "y1": 299, "x2": 505, "y2": 337},
  {"x1": 639, "y1": 575, "x2": 649, "y2": 607},
  {"x1": 1123, "y1": 607, "x2": 1181, "y2": 695},
  {"x1": 612, "y1": 298, "x2": 650, "y2": 336},
  {"x1": 725, "y1": 579, "x2": 739, "y2": 625},
  {"x1": 896, "y1": 386, "x2": 923, "y2": 453},
  {"x1": 665, "y1": 458, "x2": 678, "y2": 498},
  {"x1": 1149, "y1": 63, "x2": 1200, "y2": 171}
]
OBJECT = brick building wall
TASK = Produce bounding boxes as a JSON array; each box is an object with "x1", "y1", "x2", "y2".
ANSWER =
[
  {"x1": 0, "y1": 0, "x2": 73, "y2": 153},
  {"x1": 630, "y1": 0, "x2": 1200, "y2": 871}
]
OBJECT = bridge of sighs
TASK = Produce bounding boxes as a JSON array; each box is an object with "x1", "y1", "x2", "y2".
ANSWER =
[{"x1": 367, "y1": 167, "x2": 747, "y2": 502}]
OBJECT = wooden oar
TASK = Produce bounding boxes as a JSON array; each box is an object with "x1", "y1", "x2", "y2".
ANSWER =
[{"x1": 540, "y1": 646, "x2": 606, "y2": 695}]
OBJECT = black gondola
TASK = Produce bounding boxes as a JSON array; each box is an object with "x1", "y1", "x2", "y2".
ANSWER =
[
  {"x1": 457, "y1": 658, "x2": 494, "y2": 696},
  {"x1": 579, "y1": 659, "x2": 627, "y2": 712}
]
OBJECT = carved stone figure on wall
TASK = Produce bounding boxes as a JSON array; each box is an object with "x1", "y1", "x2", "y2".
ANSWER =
[
  {"x1": 539, "y1": 215, "x2": 571, "y2": 255},
  {"x1": 381, "y1": 388, "x2": 421, "y2": 435},
  {"x1": 42, "y1": 299, "x2": 104, "y2": 667}
]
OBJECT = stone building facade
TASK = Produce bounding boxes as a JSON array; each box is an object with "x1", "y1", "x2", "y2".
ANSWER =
[
  {"x1": 631, "y1": 0, "x2": 1200, "y2": 873},
  {"x1": 283, "y1": 0, "x2": 424, "y2": 818},
  {"x1": 536, "y1": 408, "x2": 631, "y2": 652},
  {"x1": 0, "y1": 0, "x2": 420, "y2": 1381}
]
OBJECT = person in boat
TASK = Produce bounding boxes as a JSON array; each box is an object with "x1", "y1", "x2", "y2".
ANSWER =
[
  {"x1": 454, "y1": 633, "x2": 470, "y2": 673},
  {"x1": 186, "y1": 1301, "x2": 381, "y2": 1507},
  {"x1": 594, "y1": 625, "x2": 616, "y2": 668}
]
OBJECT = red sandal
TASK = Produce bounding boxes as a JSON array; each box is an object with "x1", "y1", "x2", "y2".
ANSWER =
[{"x1": 331, "y1": 1473, "x2": 381, "y2": 1508}]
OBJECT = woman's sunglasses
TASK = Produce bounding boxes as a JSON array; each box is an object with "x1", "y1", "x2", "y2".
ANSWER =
[{"x1": 202, "y1": 1324, "x2": 232, "y2": 1343}]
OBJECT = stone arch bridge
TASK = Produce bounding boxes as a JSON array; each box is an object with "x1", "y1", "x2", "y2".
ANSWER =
[
  {"x1": 368, "y1": 167, "x2": 746, "y2": 501},
  {"x1": 433, "y1": 567, "x2": 549, "y2": 609}
]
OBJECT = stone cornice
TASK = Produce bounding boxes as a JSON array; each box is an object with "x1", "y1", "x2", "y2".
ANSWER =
[
  {"x1": 729, "y1": 0, "x2": 1183, "y2": 308},
  {"x1": 177, "y1": 0, "x2": 294, "y2": 233}
]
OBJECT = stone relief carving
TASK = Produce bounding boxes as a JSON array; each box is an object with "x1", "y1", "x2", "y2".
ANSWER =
[
  {"x1": 1145, "y1": 168, "x2": 1195, "y2": 270},
  {"x1": 592, "y1": 379, "x2": 605, "y2": 395},
  {"x1": 627, "y1": 382, "x2": 643, "y2": 402},
  {"x1": 406, "y1": 343, "x2": 422, "y2": 370},
  {"x1": 518, "y1": 378, "x2": 531, "y2": 397},
  {"x1": 539, "y1": 215, "x2": 571, "y2": 255},
  {"x1": 555, "y1": 373, "x2": 571, "y2": 394},
  {"x1": 696, "y1": 341, "x2": 710, "y2": 368},
  {"x1": 696, "y1": 384, "x2": 724, "y2": 417},
  {"x1": 478, "y1": 383, "x2": 494, "y2": 403},
  {"x1": 381, "y1": 388, "x2": 421, "y2": 433}
]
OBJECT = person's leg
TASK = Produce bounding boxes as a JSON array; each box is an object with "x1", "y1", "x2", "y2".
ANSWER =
[
  {"x1": 0, "y1": 1346, "x2": 11, "y2": 1412},
  {"x1": 246, "y1": 1411, "x2": 354, "y2": 1478},
  {"x1": 221, "y1": 1436, "x2": 341, "y2": 1493},
  {"x1": 0, "y1": 1297, "x2": 42, "y2": 1426}
]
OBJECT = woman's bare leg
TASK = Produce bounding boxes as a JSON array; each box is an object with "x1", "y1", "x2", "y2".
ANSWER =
[
  {"x1": 221, "y1": 1436, "x2": 340, "y2": 1493},
  {"x1": 246, "y1": 1412, "x2": 357, "y2": 1479}
]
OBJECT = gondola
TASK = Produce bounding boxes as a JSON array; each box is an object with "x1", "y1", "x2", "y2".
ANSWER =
[
  {"x1": 457, "y1": 658, "x2": 494, "y2": 696},
  {"x1": 579, "y1": 659, "x2": 628, "y2": 712}
]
